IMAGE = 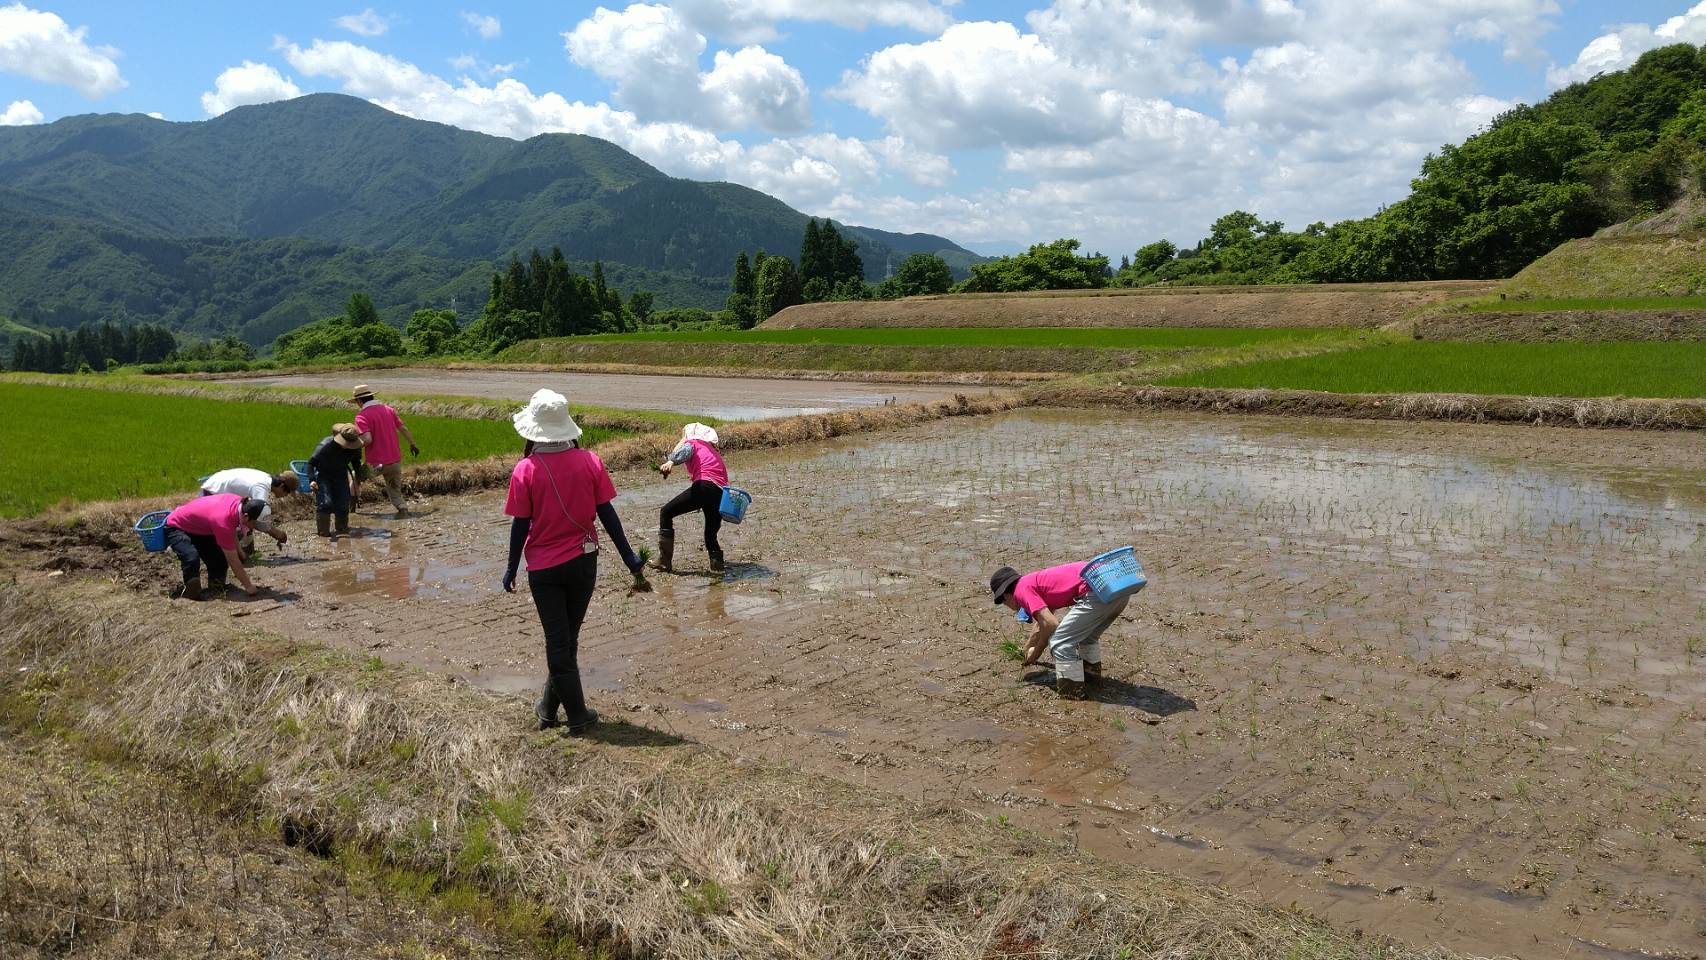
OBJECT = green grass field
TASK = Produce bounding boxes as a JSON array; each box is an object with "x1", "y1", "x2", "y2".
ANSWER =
[
  {"x1": 1463, "y1": 295, "x2": 1706, "y2": 313},
  {"x1": 584, "y1": 326, "x2": 1344, "y2": 348},
  {"x1": 1159, "y1": 341, "x2": 1706, "y2": 398},
  {"x1": 0, "y1": 381, "x2": 626, "y2": 518}
]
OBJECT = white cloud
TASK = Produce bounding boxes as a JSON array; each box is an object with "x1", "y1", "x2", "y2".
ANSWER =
[
  {"x1": 200, "y1": 61, "x2": 303, "y2": 116},
  {"x1": 1547, "y1": 1, "x2": 1706, "y2": 87},
  {"x1": 277, "y1": 37, "x2": 939, "y2": 217},
  {"x1": 836, "y1": 21, "x2": 1123, "y2": 150},
  {"x1": 145, "y1": 110, "x2": 165, "y2": 120},
  {"x1": 0, "y1": 3, "x2": 124, "y2": 97},
  {"x1": 673, "y1": 0, "x2": 955, "y2": 44},
  {"x1": 461, "y1": 11, "x2": 501, "y2": 39},
  {"x1": 564, "y1": 3, "x2": 810, "y2": 131},
  {"x1": 335, "y1": 8, "x2": 390, "y2": 37},
  {"x1": 0, "y1": 98, "x2": 44, "y2": 125}
]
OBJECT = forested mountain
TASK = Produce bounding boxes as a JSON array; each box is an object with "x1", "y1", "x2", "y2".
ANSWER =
[{"x1": 0, "y1": 94, "x2": 979, "y2": 342}]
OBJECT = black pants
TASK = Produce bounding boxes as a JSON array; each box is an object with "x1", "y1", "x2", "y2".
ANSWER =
[
  {"x1": 660, "y1": 480, "x2": 723, "y2": 554},
  {"x1": 164, "y1": 524, "x2": 227, "y2": 583},
  {"x1": 528, "y1": 553, "x2": 598, "y2": 719}
]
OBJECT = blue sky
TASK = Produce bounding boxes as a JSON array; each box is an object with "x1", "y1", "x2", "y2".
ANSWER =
[{"x1": 3, "y1": 2, "x2": 1703, "y2": 255}]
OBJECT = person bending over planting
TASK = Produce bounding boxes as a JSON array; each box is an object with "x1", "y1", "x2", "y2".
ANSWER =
[
  {"x1": 502, "y1": 389, "x2": 648, "y2": 735},
  {"x1": 308, "y1": 423, "x2": 364, "y2": 537},
  {"x1": 164, "y1": 493, "x2": 266, "y2": 600},
  {"x1": 655, "y1": 422, "x2": 729, "y2": 573},
  {"x1": 199, "y1": 467, "x2": 297, "y2": 556},
  {"x1": 990, "y1": 560, "x2": 1133, "y2": 700},
  {"x1": 350, "y1": 384, "x2": 419, "y2": 518}
]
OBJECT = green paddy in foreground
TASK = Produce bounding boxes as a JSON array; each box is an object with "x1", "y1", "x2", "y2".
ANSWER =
[
  {"x1": 0, "y1": 381, "x2": 620, "y2": 518},
  {"x1": 1160, "y1": 341, "x2": 1706, "y2": 399}
]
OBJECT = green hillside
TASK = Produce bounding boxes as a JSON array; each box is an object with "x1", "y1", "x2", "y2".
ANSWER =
[{"x1": 0, "y1": 94, "x2": 980, "y2": 341}]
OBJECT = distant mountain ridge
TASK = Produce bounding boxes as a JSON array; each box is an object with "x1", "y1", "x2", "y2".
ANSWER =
[{"x1": 0, "y1": 94, "x2": 982, "y2": 342}]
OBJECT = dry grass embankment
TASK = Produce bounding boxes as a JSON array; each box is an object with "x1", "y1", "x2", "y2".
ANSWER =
[
  {"x1": 0, "y1": 582, "x2": 1448, "y2": 960},
  {"x1": 496, "y1": 338, "x2": 1175, "y2": 374},
  {"x1": 764, "y1": 281, "x2": 1493, "y2": 330},
  {"x1": 1413, "y1": 309, "x2": 1706, "y2": 341}
]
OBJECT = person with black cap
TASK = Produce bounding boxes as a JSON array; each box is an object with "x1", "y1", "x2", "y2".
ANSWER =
[{"x1": 989, "y1": 561, "x2": 1130, "y2": 699}]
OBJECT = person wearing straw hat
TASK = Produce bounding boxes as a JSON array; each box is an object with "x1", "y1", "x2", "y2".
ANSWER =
[
  {"x1": 503, "y1": 389, "x2": 647, "y2": 735},
  {"x1": 163, "y1": 493, "x2": 267, "y2": 600},
  {"x1": 655, "y1": 422, "x2": 729, "y2": 573},
  {"x1": 988, "y1": 562, "x2": 1129, "y2": 700},
  {"x1": 308, "y1": 423, "x2": 365, "y2": 538},
  {"x1": 349, "y1": 384, "x2": 418, "y2": 518},
  {"x1": 199, "y1": 467, "x2": 297, "y2": 556}
]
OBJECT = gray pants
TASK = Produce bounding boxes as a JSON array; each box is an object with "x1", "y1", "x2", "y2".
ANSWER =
[
  {"x1": 372, "y1": 462, "x2": 405, "y2": 511},
  {"x1": 1050, "y1": 592, "x2": 1130, "y2": 682}
]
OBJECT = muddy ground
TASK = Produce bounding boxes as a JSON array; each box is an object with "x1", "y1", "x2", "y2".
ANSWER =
[
  {"x1": 238, "y1": 369, "x2": 956, "y2": 420},
  {"x1": 26, "y1": 409, "x2": 1706, "y2": 960}
]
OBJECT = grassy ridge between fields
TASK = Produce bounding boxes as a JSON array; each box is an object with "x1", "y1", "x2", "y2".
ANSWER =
[
  {"x1": 1460, "y1": 295, "x2": 1706, "y2": 312},
  {"x1": 576, "y1": 326, "x2": 1346, "y2": 347},
  {"x1": 0, "y1": 381, "x2": 633, "y2": 518},
  {"x1": 1159, "y1": 341, "x2": 1706, "y2": 398}
]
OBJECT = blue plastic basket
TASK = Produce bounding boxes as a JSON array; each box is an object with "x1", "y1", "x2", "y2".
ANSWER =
[
  {"x1": 718, "y1": 486, "x2": 752, "y2": 524},
  {"x1": 133, "y1": 510, "x2": 170, "y2": 552},
  {"x1": 290, "y1": 459, "x2": 312, "y2": 489},
  {"x1": 1082, "y1": 546, "x2": 1146, "y2": 604}
]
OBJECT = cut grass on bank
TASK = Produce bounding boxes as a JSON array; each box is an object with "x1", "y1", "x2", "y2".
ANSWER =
[
  {"x1": 0, "y1": 381, "x2": 628, "y2": 517},
  {"x1": 1160, "y1": 341, "x2": 1706, "y2": 399},
  {"x1": 581, "y1": 326, "x2": 1349, "y2": 348},
  {"x1": 1462, "y1": 295, "x2": 1706, "y2": 313}
]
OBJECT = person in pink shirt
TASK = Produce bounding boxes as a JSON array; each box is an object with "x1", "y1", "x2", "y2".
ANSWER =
[
  {"x1": 350, "y1": 384, "x2": 419, "y2": 517},
  {"x1": 654, "y1": 422, "x2": 730, "y2": 573},
  {"x1": 989, "y1": 560, "x2": 1132, "y2": 699},
  {"x1": 163, "y1": 493, "x2": 266, "y2": 600},
  {"x1": 502, "y1": 389, "x2": 647, "y2": 735}
]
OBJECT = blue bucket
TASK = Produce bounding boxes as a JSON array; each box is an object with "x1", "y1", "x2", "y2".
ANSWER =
[
  {"x1": 134, "y1": 510, "x2": 170, "y2": 552},
  {"x1": 718, "y1": 486, "x2": 752, "y2": 524},
  {"x1": 290, "y1": 459, "x2": 312, "y2": 490},
  {"x1": 1082, "y1": 546, "x2": 1146, "y2": 604}
]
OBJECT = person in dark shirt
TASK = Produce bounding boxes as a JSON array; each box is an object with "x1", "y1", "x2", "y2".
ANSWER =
[{"x1": 308, "y1": 423, "x2": 364, "y2": 537}]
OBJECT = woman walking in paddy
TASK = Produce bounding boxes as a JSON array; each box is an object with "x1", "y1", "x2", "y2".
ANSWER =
[
  {"x1": 655, "y1": 422, "x2": 730, "y2": 573},
  {"x1": 502, "y1": 389, "x2": 647, "y2": 734}
]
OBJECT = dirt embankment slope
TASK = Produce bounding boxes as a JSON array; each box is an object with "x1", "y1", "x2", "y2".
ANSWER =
[
  {"x1": 1414, "y1": 308, "x2": 1706, "y2": 341},
  {"x1": 764, "y1": 281, "x2": 1495, "y2": 329}
]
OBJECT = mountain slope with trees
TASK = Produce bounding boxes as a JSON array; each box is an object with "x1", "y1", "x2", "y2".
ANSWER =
[{"x1": 0, "y1": 94, "x2": 980, "y2": 342}]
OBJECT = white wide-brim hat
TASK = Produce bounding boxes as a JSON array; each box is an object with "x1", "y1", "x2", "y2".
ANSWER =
[
  {"x1": 513, "y1": 389, "x2": 583, "y2": 443},
  {"x1": 682, "y1": 422, "x2": 719, "y2": 445}
]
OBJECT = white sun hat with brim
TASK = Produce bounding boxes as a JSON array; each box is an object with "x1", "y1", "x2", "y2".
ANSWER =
[
  {"x1": 513, "y1": 389, "x2": 583, "y2": 443},
  {"x1": 682, "y1": 422, "x2": 719, "y2": 445}
]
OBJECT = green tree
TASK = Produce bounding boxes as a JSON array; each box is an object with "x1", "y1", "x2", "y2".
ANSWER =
[
  {"x1": 957, "y1": 239, "x2": 1109, "y2": 293},
  {"x1": 751, "y1": 255, "x2": 802, "y2": 323},
  {"x1": 627, "y1": 290, "x2": 655, "y2": 325},
  {"x1": 345, "y1": 291, "x2": 381, "y2": 326},
  {"x1": 888, "y1": 252, "x2": 953, "y2": 296},
  {"x1": 405, "y1": 308, "x2": 460, "y2": 355}
]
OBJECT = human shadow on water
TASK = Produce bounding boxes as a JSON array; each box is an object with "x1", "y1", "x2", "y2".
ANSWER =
[
  {"x1": 1020, "y1": 666, "x2": 1197, "y2": 716},
  {"x1": 717, "y1": 562, "x2": 778, "y2": 584}
]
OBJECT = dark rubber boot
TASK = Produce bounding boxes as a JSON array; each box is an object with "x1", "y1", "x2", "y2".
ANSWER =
[
  {"x1": 335, "y1": 512, "x2": 350, "y2": 535},
  {"x1": 708, "y1": 549, "x2": 725, "y2": 573},
  {"x1": 180, "y1": 578, "x2": 203, "y2": 601},
  {"x1": 653, "y1": 532, "x2": 674, "y2": 573},
  {"x1": 1084, "y1": 661, "x2": 1104, "y2": 684},
  {"x1": 534, "y1": 679, "x2": 562, "y2": 730},
  {"x1": 206, "y1": 575, "x2": 227, "y2": 597},
  {"x1": 316, "y1": 512, "x2": 332, "y2": 537},
  {"x1": 1056, "y1": 677, "x2": 1088, "y2": 701},
  {"x1": 552, "y1": 671, "x2": 598, "y2": 736}
]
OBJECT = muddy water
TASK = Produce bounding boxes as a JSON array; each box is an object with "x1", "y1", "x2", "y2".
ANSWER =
[
  {"x1": 240, "y1": 369, "x2": 957, "y2": 420},
  {"x1": 193, "y1": 409, "x2": 1704, "y2": 960}
]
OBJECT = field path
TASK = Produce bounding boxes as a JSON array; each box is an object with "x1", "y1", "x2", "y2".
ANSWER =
[{"x1": 96, "y1": 409, "x2": 1706, "y2": 960}]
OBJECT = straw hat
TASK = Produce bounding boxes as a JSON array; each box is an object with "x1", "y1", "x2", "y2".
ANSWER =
[
  {"x1": 513, "y1": 389, "x2": 583, "y2": 443},
  {"x1": 350, "y1": 384, "x2": 374, "y2": 403},
  {"x1": 682, "y1": 422, "x2": 719, "y2": 445},
  {"x1": 332, "y1": 422, "x2": 363, "y2": 449}
]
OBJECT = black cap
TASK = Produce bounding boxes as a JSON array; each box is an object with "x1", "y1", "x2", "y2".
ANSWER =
[{"x1": 989, "y1": 566, "x2": 1020, "y2": 604}]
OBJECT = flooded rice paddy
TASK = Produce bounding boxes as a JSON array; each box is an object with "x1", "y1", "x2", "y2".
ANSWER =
[{"x1": 147, "y1": 409, "x2": 1705, "y2": 959}]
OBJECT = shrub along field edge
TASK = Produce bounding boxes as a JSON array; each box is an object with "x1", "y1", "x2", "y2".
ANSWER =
[{"x1": 0, "y1": 581, "x2": 1451, "y2": 960}]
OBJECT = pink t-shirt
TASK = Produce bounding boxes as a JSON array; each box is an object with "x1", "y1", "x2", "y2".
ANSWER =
[
  {"x1": 684, "y1": 439, "x2": 728, "y2": 487},
  {"x1": 1013, "y1": 561, "x2": 1090, "y2": 616},
  {"x1": 355, "y1": 402, "x2": 404, "y2": 465},
  {"x1": 504, "y1": 449, "x2": 617, "y2": 570},
  {"x1": 166, "y1": 493, "x2": 246, "y2": 551}
]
